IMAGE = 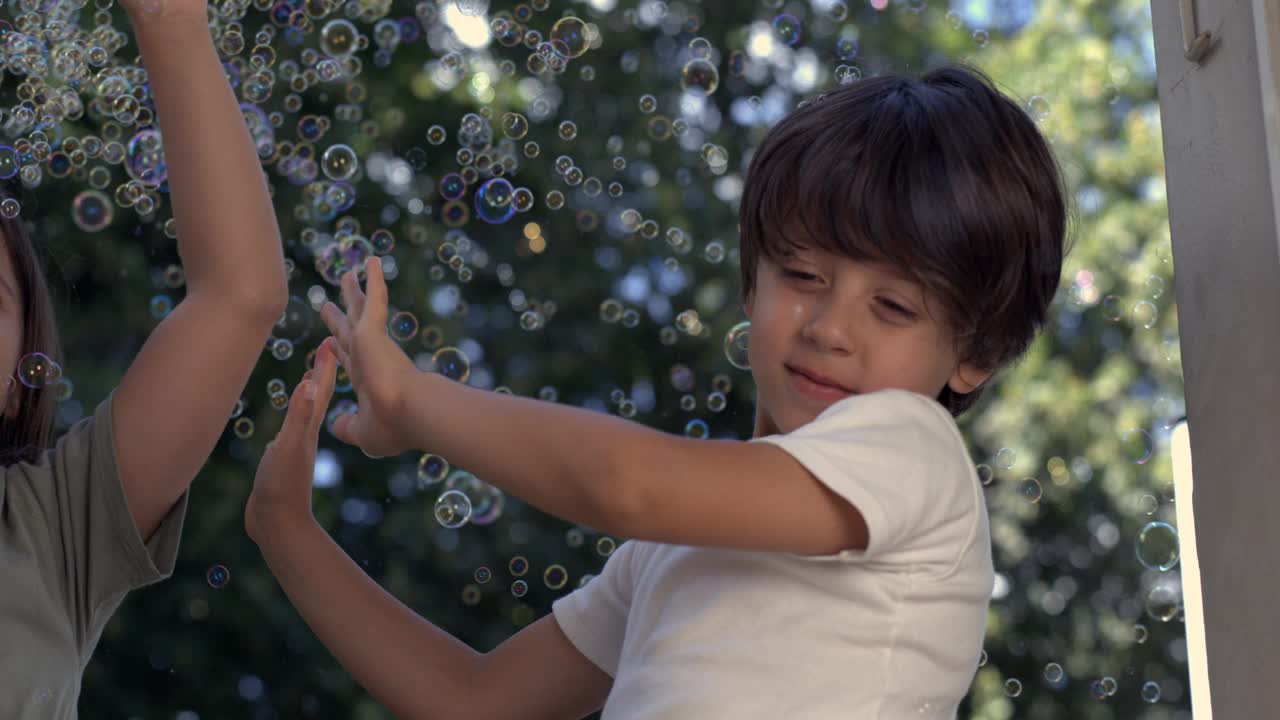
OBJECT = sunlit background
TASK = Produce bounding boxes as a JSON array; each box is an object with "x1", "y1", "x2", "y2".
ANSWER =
[{"x1": 0, "y1": 0, "x2": 1190, "y2": 717}]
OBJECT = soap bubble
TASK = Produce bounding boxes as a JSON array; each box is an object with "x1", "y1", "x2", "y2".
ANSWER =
[
  {"x1": 680, "y1": 58, "x2": 719, "y2": 95},
  {"x1": 72, "y1": 190, "x2": 113, "y2": 232},
  {"x1": 431, "y1": 346, "x2": 471, "y2": 383},
  {"x1": 434, "y1": 489, "x2": 472, "y2": 528},
  {"x1": 475, "y1": 177, "x2": 516, "y2": 224},
  {"x1": 724, "y1": 321, "x2": 750, "y2": 369},
  {"x1": 550, "y1": 17, "x2": 589, "y2": 58},
  {"x1": 321, "y1": 144, "x2": 359, "y2": 181}
]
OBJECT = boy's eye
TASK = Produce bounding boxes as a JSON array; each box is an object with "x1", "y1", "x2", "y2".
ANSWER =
[
  {"x1": 880, "y1": 299, "x2": 916, "y2": 319},
  {"x1": 782, "y1": 269, "x2": 816, "y2": 281}
]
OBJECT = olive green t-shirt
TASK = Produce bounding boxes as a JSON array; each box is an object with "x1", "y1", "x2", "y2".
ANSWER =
[{"x1": 0, "y1": 390, "x2": 190, "y2": 718}]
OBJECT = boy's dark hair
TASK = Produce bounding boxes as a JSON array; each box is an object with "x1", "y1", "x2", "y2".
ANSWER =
[
  {"x1": 738, "y1": 62, "x2": 1073, "y2": 418},
  {"x1": 0, "y1": 187, "x2": 63, "y2": 466}
]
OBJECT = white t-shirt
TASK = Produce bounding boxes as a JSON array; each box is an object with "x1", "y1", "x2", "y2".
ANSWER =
[{"x1": 551, "y1": 388, "x2": 994, "y2": 719}]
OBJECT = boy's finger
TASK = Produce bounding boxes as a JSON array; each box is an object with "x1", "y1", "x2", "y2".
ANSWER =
[
  {"x1": 319, "y1": 302, "x2": 354, "y2": 350},
  {"x1": 341, "y1": 269, "x2": 366, "y2": 324},
  {"x1": 362, "y1": 257, "x2": 388, "y2": 329}
]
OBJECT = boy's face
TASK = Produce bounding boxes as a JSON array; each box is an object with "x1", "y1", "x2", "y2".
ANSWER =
[{"x1": 744, "y1": 223, "x2": 991, "y2": 437}]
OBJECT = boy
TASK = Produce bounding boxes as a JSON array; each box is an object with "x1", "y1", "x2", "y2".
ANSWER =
[{"x1": 249, "y1": 62, "x2": 1068, "y2": 718}]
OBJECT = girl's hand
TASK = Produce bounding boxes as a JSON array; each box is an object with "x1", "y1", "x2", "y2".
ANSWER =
[
  {"x1": 318, "y1": 257, "x2": 418, "y2": 459},
  {"x1": 245, "y1": 342, "x2": 338, "y2": 543},
  {"x1": 119, "y1": 0, "x2": 208, "y2": 26}
]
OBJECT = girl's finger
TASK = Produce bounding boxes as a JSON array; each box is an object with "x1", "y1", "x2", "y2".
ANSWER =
[
  {"x1": 282, "y1": 377, "x2": 316, "y2": 442},
  {"x1": 361, "y1": 257, "x2": 388, "y2": 329},
  {"x1": 310, "y1": 343, "x2": 338, "y2": 430}
]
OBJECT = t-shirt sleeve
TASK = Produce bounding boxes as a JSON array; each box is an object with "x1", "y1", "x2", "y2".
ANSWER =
[
  {"x1": 549, "y1": 539, "x2": 643, "y2": 677},
  {"x1": 2, "y1": 389, "x2": 189, "y2": 648},
  {"x1": 749, "y1": 389, "x2": 980, "y2": 567}
]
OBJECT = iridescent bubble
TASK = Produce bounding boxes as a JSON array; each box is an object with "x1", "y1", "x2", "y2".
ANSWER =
[
  {"x1": 638, "y1": 94, "x2": 657, "y2": 113},
  {"x1": 543, "y1": 564, "x2": 568, "y2": 590},
  {"x1": 388, "y1": 310, "x2": 419, "y2": 341},
  {"x1": 684, "y1": 419, "x2": 709, "y2": 438},
  {"x1": 723, "y1": 321, "x2": 750, "y2": 369},
  {"x1": 474, "y1": 566, "x2": 492, "y2": 583},
  {"x1": 475, "y1": 177, "x2": 516, "y2": 224},
  {"x1": 1145, "y1": 584, "x2": 1181, "y2": 622},
  {"x1": 1136, "y1": 521, "x2": 1180, "y2": 571},
  {"x1": 772, "y1": 14, "x2": 802, "y2": 46},
  {"x1": 680, "y1": 58, "x2": 719, "y2": 95},
  {"x1": 1044, "y1": 663, "x2": 1064, "y2": 683},
  {"x1": 417, "y1": 453, "x2": 449, "y2": 487},
  {"x1": 125, "y1": 129, "x2": 167, "y2": 186},
  {"x1": 0, "y1": 198, "x2": 20, "y2": 219},
  {"x1": 512, "y1": 187, "x2": 534, "y2": 212},
  {"x1": 511, "y1": 579, "x2": 528, "y2": 597},
  {"x1": 444, "y1": 470, "x2": 505, "y2": 525},
  {"x1": 836, "y1": 34, "x2": 859, "y2": 61},
  {"x1": 72, "y1": 190, "x2": 113, "y2": 232},
  {"x1": 431, "y1": 346, "x2": 471, "y2": 382},
  {"x1": 501, "y1": 112, "x2": 529, "y2": 139},
  {"x1": 1003, "y1": 678, "x2": 1022, "y2": 698},
  {"x1": 321, "y1": 143, "x2": 358, "y2": 181},
  {"x1": 439, "y1": 172, "x2": 467, "y2": 201},
  {"x1": 557, "y1": 121, "x2": 578, "y2": 141},
  {"x1": 434, "y1": 489, "x2": 472, "y2": 528},
  {"x1": 0, "y1": 146, "x2": 21, "y2": 179},
  {"x1": 689, "y1": 37, "x2": 712, "y2": 58},
  {"x1": 320, "y1": 18, "x2": 359, "y2": 57},
  {"x1": 1121, "y1": 427, "x2": 1153, "y2": 464},
  {"x1": 1141, "y1": 681, "x2": 1162, "y2": 703},
  {"x1": 1018, "y1": 477, "x2": 1042, "y2": 503},
  {"x1": 206, "y1": 564, "x2": 231, "y2": 588},
  {"x1": 18, "y1": 353, "x2": 61, "y2": 389},
  {"x1": 550, "y1": 16, "x2": 588, "y2": 58}
]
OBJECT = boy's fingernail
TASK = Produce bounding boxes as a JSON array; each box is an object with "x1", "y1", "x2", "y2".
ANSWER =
[{"x1": 303, "y1": 381, "x2": 316, "y2": 399}]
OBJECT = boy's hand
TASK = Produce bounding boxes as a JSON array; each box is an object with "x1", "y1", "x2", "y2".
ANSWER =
[
  {"x1": 318, "y1": 257, "x2": 418, "y2": 459},
  {"x1": 245, "y1": 342, "x2": 338, "y2": 543}
]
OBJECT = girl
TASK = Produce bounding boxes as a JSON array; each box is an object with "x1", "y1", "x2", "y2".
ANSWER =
[{"x1": 0, "y1": 0, "x2": 288, "y2": 716}]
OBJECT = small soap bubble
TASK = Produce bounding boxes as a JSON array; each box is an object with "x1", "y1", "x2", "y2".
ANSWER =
[
  {"x1": 543, "y1": 564, "x2": 568, "y2": 590},
  {"x1": 389, "y1": 311, "x2": 419, "y2": 341},
  {"x1": 684, "y1": 419, "x2": 709, "y2": 438},
  {"x1": 475, "y1": 178, "x2": 516, "y2": 224},
  {"x1": 550, "y1": 17, "x2": 588, "y2": 58},
  {"x1": 474, "y1": 566, "x2": 492, "y2": 583},
  {"x1": 1136, "y1": 521, "x2": 1179, "y2": 571},
  {"x1": 321, "y1": 144, "x2": 359, "y2": 181},
  {"x1": 501, "y1": 112, "x2": 529, "y2": 139},
  {"x1": 17, "y1": 353, "x2": 60, "y2": 389},
  {"x1": 723, "y1": 321, "x2": 750, "y2": 369},
  {"x1": 72, "y1": 190, "x2": 113, "y2": 232},
  {"x1": 772, "y1": 14, "x2": 802, "y2": 46},
  {"x1": 434, "y1": 489, "x2": 472, "y2": 528},
  {"x1": 431, "y1": 346, "x2": 471, "y2": 382},
  {"x1": 206, "y1": 564, "x2": 231, "y2": 588},
  {"x1": 508, "y1": 555, "x2": 529, "y2": 576},
  {"x1": 320, "y1": 19, "x2": 359, "y2": 56},
  {"x1": 418, "y1": 454, "x2": 450, "y2": 487},
  {"x1": 511, "y1": 579, "x2": 528, "y2": 597},
  {"x1": 680, "y1": 58, "x2": 719, "y2": 95}
]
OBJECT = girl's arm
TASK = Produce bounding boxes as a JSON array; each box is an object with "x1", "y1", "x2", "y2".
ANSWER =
[
  {"x1": 252, "y1": 513, "x2": 482, "y2": 719},
  {"x1": 112, "y1": 9, "x2": 288, "y2": 541}
]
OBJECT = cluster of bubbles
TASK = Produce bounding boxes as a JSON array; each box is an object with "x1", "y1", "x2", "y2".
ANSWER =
[{"x1": 0, "y1": 0, "x2": 1186, "y2": 710}]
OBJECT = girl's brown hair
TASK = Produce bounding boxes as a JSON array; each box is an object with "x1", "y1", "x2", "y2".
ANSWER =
[
  {"x1": 739, "y1": 63, "x2": 1075, "y2": 418},
  {"x1": 0, "y1": 203, "x2": 63, "y2": 466}
]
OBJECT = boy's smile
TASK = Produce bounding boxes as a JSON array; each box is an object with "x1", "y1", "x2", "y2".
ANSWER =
[{"x1": 742, "y1": 222, "x2": 993, "y2": 438}]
